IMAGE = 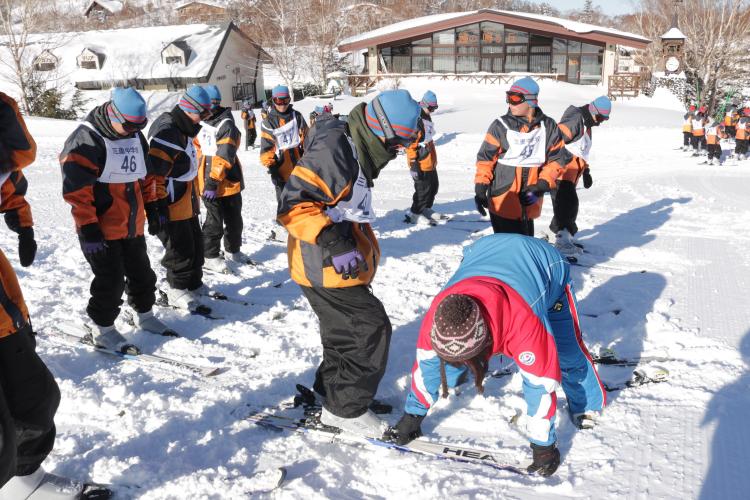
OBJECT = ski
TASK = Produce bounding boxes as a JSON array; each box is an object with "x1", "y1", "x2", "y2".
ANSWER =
[
  {"x1": 592, "y1": 349, "x2": 670, "y2": 366},
  {"x1": 243, "y1": 409, "x2": 528, "y2": 475},
  {"x1": 569, "y1": 261, "x2": 647, "y2": 273},
  {"x1": 580, "y1": 309, "x2": 622, "y2": 319},
  {"x1": 201, "y1": 290, "x2": 253, "y2": 306},
  {"x1": 44, "y1": 325, "x2": 225, "y2": 377},
  {"x1": 491, "y1": 364, "x2": 669, "y2": 390}
]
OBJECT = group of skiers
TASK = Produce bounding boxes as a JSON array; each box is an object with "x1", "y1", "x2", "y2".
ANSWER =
[
  {"x1": 0, "y1": 75, "x2": 615, "y2": 498},
  {"x1": 681, "y1": 104, "x2": 750, "y2": 165}
]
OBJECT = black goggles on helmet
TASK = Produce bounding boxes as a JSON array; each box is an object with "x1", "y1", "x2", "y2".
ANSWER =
[
  {"x1": 110, "y1": 102, "x2": 148, "y2": 133},
  {"x1": 371, "y1": 96, "x2": 417, "y2": 148}
]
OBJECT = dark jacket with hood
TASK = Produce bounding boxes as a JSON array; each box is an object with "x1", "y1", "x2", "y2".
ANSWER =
[
  {"x1": 196, "y1": 106, "x2": 243, "y2": 197},
  {"x1": 260, "y1": 104, "x2": 308, "y2": 182},
  {"x1": 557, "y1": 104, "x2": 598, "y2": 182},
  {"x1": 278, "y1": 103, "x2": 396, "y2": 288}
]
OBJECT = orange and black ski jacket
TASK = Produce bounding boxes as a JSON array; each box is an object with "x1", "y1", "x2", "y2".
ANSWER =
[
  {"x1": 0, "y1": 92, "x2": 36, "y2": 173},
  {"x1": 406, "y1": 109, "x2": 438, "y2": 172},
  {"x1": 147, "y1": 107, "x2": 201, "y2": 222},
  {"x1": 196, "y1": 107, "x2": 244, "y2": 198},
  {"x1": 0, "y1": 171, "x2": 33, "y2": 233},
  {"x1": 241, "y1": 110, "x2": 256, "y2": 131},
  {"x1": 557, "y1": 105, "x2": 595, "y2": 183},
  {"x1": 61, "y1": 105, "x2": 154, "y2": 242},
  {"x1": 278, "y1": 113, "x2": 380, "y2": 289},
  {"x1": 0, "y1": 94, "x2": 32, "y2": 337},
  {"x1": 475, "y1": 108, "x2": 568, "y2": 221},
  {"x1": 737, "y1": 119, "x2": 750, "y2": 140},
  {"x1": 260, "y1": 106, "x2": 308, "y2": 182}
]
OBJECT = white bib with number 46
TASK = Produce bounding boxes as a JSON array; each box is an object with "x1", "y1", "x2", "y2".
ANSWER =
[{"x1": 82, "y1": 122, "x2": 146, "y2": 183}]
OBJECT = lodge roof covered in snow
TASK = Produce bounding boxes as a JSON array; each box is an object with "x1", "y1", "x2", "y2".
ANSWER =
[
  {"x1": 339, "y1": 9, "x2": 651, "y2": 52},
  {"x1": 0, "y1": 22, "x2": 268, "y2": 88},
  {"x1": 661, "y1": 27, "x2": 686, "y2": 40}
]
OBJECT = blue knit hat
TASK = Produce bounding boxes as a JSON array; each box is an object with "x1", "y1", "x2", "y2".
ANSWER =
[
  {"x1": 589, "y1": 96, "x2": 612, "y2": 119},
  {"x1": 365, "y1": 89, "x2": 421, "y2": 141},
  {"x1": 109, "y1": 87, "x2": 147, "y2": 124},
  {"x1": 421, "y1": 90, "x2": 438, "y2": 108},
  {"x1": 272, "y1": 85, "x2": 290, "y2": 99},
  {"x1": 179, "y1": 85, "x2": 211, "y2": 115},
  {"x1": 204, "y1": 84, "x2": 221, "y2": 109},
  {"x1": 509, "y1": 77, "x2": 539, "y2": 108}
]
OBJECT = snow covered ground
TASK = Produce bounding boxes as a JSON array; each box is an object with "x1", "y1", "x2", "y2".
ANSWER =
[{"x1": 7, "y1": 78, "x2": 749, "y2": 499}]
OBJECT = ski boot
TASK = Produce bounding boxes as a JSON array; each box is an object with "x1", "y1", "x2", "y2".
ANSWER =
[
  {"x1": 320, "y1": 407, "x2": 387, "y2": 438},
  {"x1": 0, "y1": 467, "x2": 112, "y2": 500},
  {"x1": 204, "y1": 256, "x2": 231, "y2": 274},
  {"x1": 135, "y1": 310, "x2": 178, "y2": 337},
  {"x1": 87, "y1": 324, "x2": 138, "y2": 354}
]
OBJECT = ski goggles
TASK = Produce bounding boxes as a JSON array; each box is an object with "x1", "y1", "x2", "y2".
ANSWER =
[
  {"x1": 505, "y1": 92, "x2": 528, "y2": 105},
  {"x1": 109, "y1": 103, "x2": 148, "y2": 133},
  {"x1": 272, "y1": 96, "x2": 291, "y2": 106},
  {"x1": 426, "y1": 104, "x2": 438, "y2": 112}
]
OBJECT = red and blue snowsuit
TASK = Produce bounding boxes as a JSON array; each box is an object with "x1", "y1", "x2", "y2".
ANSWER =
[{"x1": 404, "y1": 234, "x2": 606, "y2": 446}]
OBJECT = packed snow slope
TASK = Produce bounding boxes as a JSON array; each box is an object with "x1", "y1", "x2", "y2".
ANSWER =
[{"x1": 6, "y1": 78, "x2": 748, "y2": 499}]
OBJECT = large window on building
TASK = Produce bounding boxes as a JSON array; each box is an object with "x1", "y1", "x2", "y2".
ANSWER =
[
  {"x1": 433, "y1": 29, "x2": 455, "y2": 73},
  {"x1": 376, "y1": 22, "x2": 603, "y2": 81},
  {"x1": 412, "y1": 37, "x2": 432, "y2": 73}
]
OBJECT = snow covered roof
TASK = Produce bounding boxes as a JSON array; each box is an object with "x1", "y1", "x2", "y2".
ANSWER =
[
  {"x1": 175, "y1": 0, "x2": 228, "y2": 10},
  {"x1": 661, "y1": 27, "x2": 686, "y2": 40},
  {"x1": 84, "y1": 0, "x2": 124, "y2": 16},
  {"x1": 0, "y1": 23, "x2": 240, "y2": 85},
  {"x1": 339, "y1": 9, "x2": 651, "y2": 51}
]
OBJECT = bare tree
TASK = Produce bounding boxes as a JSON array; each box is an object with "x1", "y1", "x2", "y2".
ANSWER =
[
  {"x1": 0, "y1": 0, "x2": 45, "y2": 112},
  {"x1": 629, "y1": 0, "x2": 750, "y2": 111}
]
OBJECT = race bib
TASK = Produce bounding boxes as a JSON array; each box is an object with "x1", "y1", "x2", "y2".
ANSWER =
[
  {"x1": 497, "y1": 118, "x2": 547, "y2": 168},
  {"x1": 82, "y1": 122, "x2": 146, "y2": 184},
  {"x1": 422, "y1": 119, "x2": 436, "y2": 145},
  {"x1": 566, "y1": 129, "x2": 592, "y2": 161},
  {"x1": 272, "y1": 118, "x2": 301, "y2": 152},
  {"x1": 326, "y1": 166, "x2": 374, "y2": 224}
]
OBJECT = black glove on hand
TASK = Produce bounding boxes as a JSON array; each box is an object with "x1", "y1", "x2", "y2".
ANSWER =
[
  {"x1": 474, "y1": 183, "x2": 490, "y2": 216},
  {"x1": 520, "y1": 181, "x2": 550, "y2": 206},
  {"x1": 383, "y1": 413, "x2": 425, "y2": 445},
  {"x1": 582, "y1": 168, "x2": 593, "y2": 189},
  {"x1": 145, "y1": 201, "x2": 168, "y2": 236},
  {"x1": 18, "y1": 227, "x2": 37, "y2": 267},
  {"x1": 527, "y1": 443, "x2": 561, "y2": 477},
  {"x1": 269, "y1": 163, "x2": 284, "y2": 186}
]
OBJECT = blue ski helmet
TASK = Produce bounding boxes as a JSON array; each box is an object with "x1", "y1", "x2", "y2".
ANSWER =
[
  {"x1": 109, "y1": 87, "x2": 147, "y2": 124},
  {"x1": 589, "y1": 96, "x2": 612, "y2": 120},
  {"x1": 204, "y1": 84, "x2": 222, "y2": 109},
  {"x1": 365, "y1": 89, "x2": 421, "y2": 143},
  {"x1": 509, "y1": 77, "x2": 539, "y2": 107},
  {"x1": 179, "y1": 85, "x2": 211, "y2": 115}
]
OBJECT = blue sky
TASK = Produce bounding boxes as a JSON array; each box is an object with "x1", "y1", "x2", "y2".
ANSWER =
[{"x1": 527, "y1": 0, "x2": 636, "y2": 15}]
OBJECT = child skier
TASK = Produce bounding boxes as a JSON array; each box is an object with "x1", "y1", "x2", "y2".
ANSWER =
[
  {"x1": 195, "y1": 85, "x2": 248, "y2": 274},
  {"x1": 405, "y1": 90, "x2": 442, "y2": 225},
  {"x1": 147, "y1": 86, "x2": 213, "y2": 312},
  {"x1": 705, "y1": 122, "x2": 726, "y2": 165},
  {"x1": 61, "y1": 87, "x2": 173, "y2": 349},
  {"x1": 260, "y1": 85, "x2": 308, "y2": 208},
  {"x1": 691, "y1": 112, "x2": 707, "y2": 155},
  {"x1": 474, "y1": 77, "x2": 567, "y2": 236},
  {"x1": 682, "y1": 111, "x2": 693, "y2": 151},
  {"x1": 550, "y1": 96, "x2": 611, "y2": 257},
  {"x1": 735, "y1": 116, "x2": 749, "y2": 161},
  {"x1": 278, "y1": 89, "x2": 421, "y2": 438},
  {"x1": 384, "y1": 234, "x2": 606, "y2": 478},
  {"x1": 240, "y1": 100, "x2": 257, "y2": 150}
]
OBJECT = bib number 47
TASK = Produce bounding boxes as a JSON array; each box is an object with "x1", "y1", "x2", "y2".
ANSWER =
[{"x1": 121, "y1": 155, "x2": 138, "y2": 173}]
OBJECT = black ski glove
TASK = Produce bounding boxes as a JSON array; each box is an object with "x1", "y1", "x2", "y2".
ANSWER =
[
  {"x1": 527, "y1": 443, "x2": 561, "y2": 477},
  {"x1": 268, "y1": 159, "x2": 284, "y2": 186},
  {"x1": 582, "y1": 168, "x2": 593, "y2": 189},
  {"x1": 382, "y1": 413, "x2": 425, "y2": 445},
  {"x1": 145, "y1": 200, "x2": 168, "y2": 236},
  {"x1": 474, "y1": 183, "x2": 490, "y2": 216},
  {"x1": 18, "y1": 227, "x2": 37, "y2": 267},
  {"x1": 520, "y1": 181, "x2": 550, "y2": 207}
]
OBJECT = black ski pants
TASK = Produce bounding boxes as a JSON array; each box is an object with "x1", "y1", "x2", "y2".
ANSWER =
[
  {"x1": 410, "y1": 169, "x2": 439, "y2": 214},
  {"x1": 80, "y1": 235, "x2": 156, "y2": 326},
  {"x1": 707, "y1": 144, "x2": 722, "y2": 161},
  {"x1": 549, "y1": 180, "x2": 579, "y2": 235},
  {"x1": 0, "y1": 327, "x2": 60, "y2": 487},
  {"x1": 490, "y1": 212, "x2": 534, "y2": 236},
  {"x1": 245, "y1": 127, "x2": 257, "y2": 149},
  {"x1": 202, "y1": 193, "x2": 243, "y2": 259},
  {"x1": 301, "y1": 285, "x2": 392, "y2": 419},
  {"x1": 683, "y1": 131, "x2": 691, "y2": 146},
  {"x1": 158, "y1": 217, "x2": 204, "y2": 291},
  {"x1": 735, "y1": 139, "x2": 748, "y2": 156},
  {"x1": 691, "y1": 135, "x2": 706, "y2": 151}
]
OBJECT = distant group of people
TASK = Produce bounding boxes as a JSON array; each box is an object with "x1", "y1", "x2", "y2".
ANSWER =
[
  {"x1": 681, "y1": 103, "x2": 750, "y2": 165},
  {"x1": 0, "y1": 75, "x2": 618, "y2": 498}
]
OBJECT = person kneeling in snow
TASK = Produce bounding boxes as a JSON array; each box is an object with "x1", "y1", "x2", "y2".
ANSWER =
[
  {"x1": 278, "y1": 90, "x2": 421, "y2": 438},
  {"x1": 384, "y1": 234, "x2": 606, "y2": 477}
]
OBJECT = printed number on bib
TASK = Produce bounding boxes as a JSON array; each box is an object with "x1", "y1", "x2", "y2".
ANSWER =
[{"x1": 120, "y1": 155, "x2": 139, "y2": 173}]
